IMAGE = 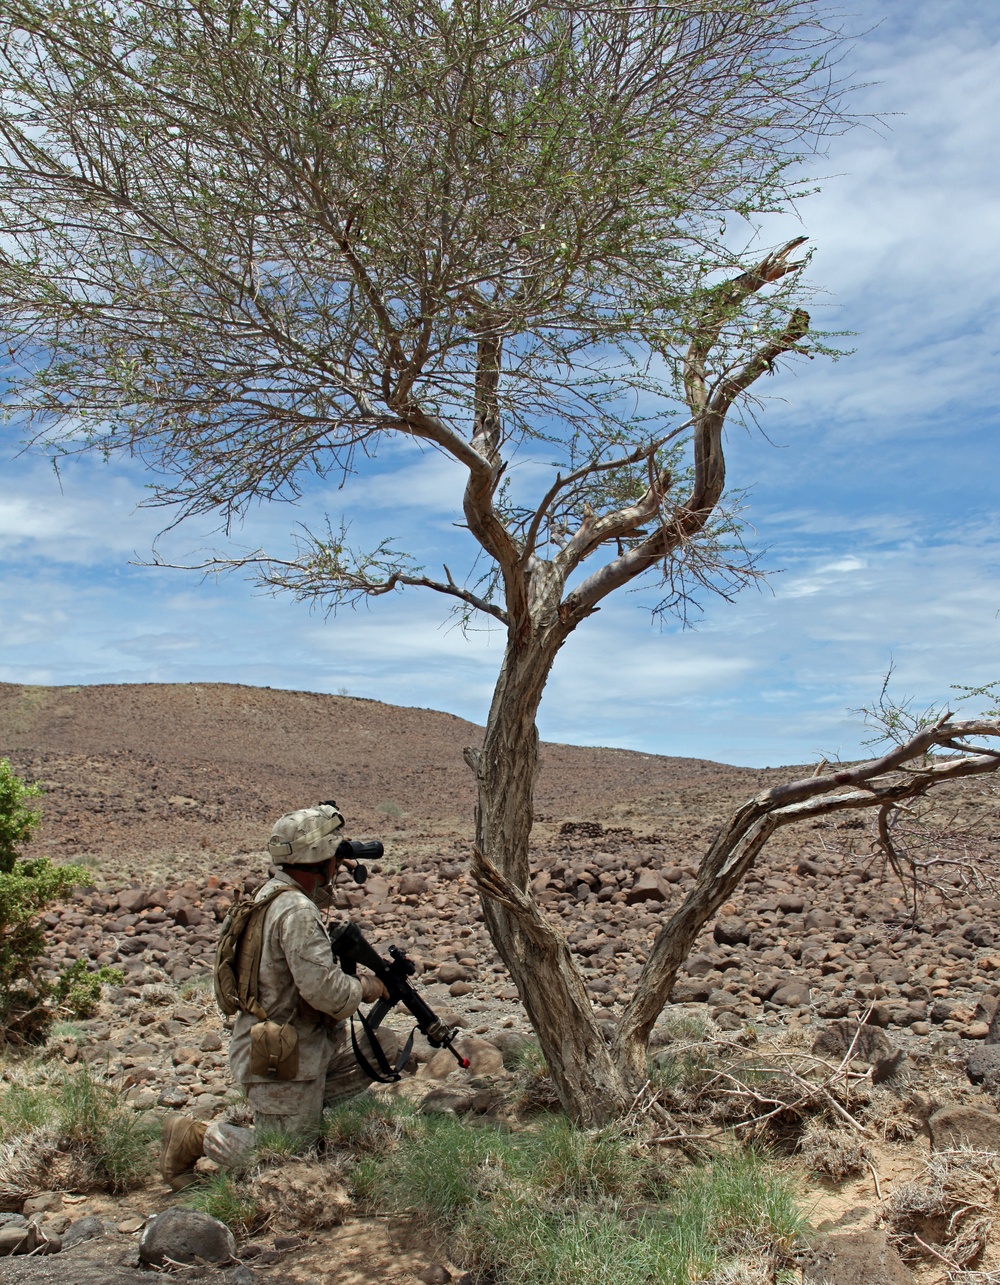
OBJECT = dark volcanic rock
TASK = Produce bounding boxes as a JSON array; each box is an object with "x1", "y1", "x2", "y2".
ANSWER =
[
  {"x1": 929, "y1": 1106, "x2": 1000, "y2": 1152},
  {"x1": 812, "y1": 1021, "x2": 896, "y2": 1065},
  {"x1": 138, "y1": 1208, "x2": 236, "y2": 1267},
  {"x1": 713, "y1": 917, "x2": 750, "y2": 946},
  {"x1": 770, "y1": 982, "x2": 811, "y2": 1007},
  {"x1": 965, "y1": 1044, "x2": 1000, "y2": 1088}
]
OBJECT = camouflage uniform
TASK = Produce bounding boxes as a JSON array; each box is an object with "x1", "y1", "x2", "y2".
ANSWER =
[
  {"x1": 226, "y1": 870, "x2": 400, "y2": 1138},
  {"x1": 166, "y1": 804, "x2": 404, "y2": 1183}
]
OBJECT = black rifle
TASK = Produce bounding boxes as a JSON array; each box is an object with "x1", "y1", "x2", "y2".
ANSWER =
[{"x1": 328, "y1": 920, "x2": 471, "y2": 1082}]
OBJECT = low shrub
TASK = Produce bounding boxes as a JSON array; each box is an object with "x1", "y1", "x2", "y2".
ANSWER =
[
  {"x1": 0, "y1": 1064, "x2": 158, "y2": 1194},
  {"x1": 322, "y1": 1093, "x2": 418, "y2": 1155},
  {"x1": 184, "y1": 1170, "x2": 263, "y2": 1236},
  {"x1": 0, "y1": 759, "x2": 110, "y2": 1046}
]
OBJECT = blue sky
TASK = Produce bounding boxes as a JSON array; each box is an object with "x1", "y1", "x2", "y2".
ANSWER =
[{"x1": 2, "y1": 0, "x2": 999, "y2": 768}]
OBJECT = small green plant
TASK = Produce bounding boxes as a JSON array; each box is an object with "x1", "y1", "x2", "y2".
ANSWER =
[
  {"x1": 251, "y1": 1124, "x2": 312, "y2": 1167},
  {"x1": 375, "y1": 800, "x2": 404, "y2": 819},
  {"x1": 507, "y1": 1038, "x2": 547, "y2": 1077},
  {"x1": 57, "y1": 959, "x2": 125, "y2": 1019},
  {"x1": 55, "y1": 1065, "x2": 160, "y2": 1191},
  {"x1": 0, "y1": 759, "x2": 98, "y2": 1046},
  {"x1": 176, "y1": 975, "x2": 213, "y2": 1001},
  {"x1": 322, "y1": 1093, "x2": 418, "y2": 1155},
  {"x1": 184, "y1": 1170, "x2": 263, "y2": 1236},
  {"x1": 529, "y1": 1116, "x2": 666, "y2": 1203},
  {"x1": 0, "y1": 1078, "x2": 52, "y2": 1140}
]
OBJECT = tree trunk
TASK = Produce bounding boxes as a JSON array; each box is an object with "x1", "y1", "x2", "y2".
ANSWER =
[
  {"x1": 612, "y1": 803, "x2": 780, "y2": 1083},
  {"x1": 469, "y1": 625, "x2": 633, "y2": 1126}
]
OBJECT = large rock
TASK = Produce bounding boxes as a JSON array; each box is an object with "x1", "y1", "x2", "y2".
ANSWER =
[
  {"x1": 966, "y1": 1043, "x2": 1000, "y2": 1088},
  {"x1": 625, "y1": 871, "x2": 669, "y2": 904},
  {"x1": 116, "y1": 888, "x2": 150, "y2": 914},
  {"x1": 770, "y1": 982, "x2": 811, "y2": 1008},
  {"x1": 802, "y1": 1230, "x2": 914, "y2": 1283},
  {"x1": 61, "y1": 1216, "x2": 108, "y2": 1250},
  {"x1": 713, "y1": 917, "x2": 750, "y2": 946},
  {"x1": 928, "y1": 1105, "x2": 1000, "y2": 1152},
  {"x1": 812, "y1": 1021, "x2": 897, "y2": 1070},
  {"x1": 138, "y1": 1208, "x2": 236, "y2": 1267}
]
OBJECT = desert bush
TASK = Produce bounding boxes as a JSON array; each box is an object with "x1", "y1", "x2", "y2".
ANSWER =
[
  {"x1": 58, "y1": 959, "x2": 125, "y2": 1018},
  {"x1": 883, "y1": 1149, "x2": 1000, "y2": 1270},
  {"x1": 0, "y1": 759, "x2": 106, "y2": 1046},
  {"x1": 859, "y1": 1087, "x2": 920, "y2": 1142},
  {"x1": 322, "y1": 1093, "x2": 418, "y2": 1155},
  {"x1": 0, "y1": 1063, "x2": 158, "y2": 1195},
  {"x1": 184, "y1": 1170, "x2": 264, "y2": 1236},
  {"x1": 797, "y1": 1121, "x2": 874, "y2": 1182}
]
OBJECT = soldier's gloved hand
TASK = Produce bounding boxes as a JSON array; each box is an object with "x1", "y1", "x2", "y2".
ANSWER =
[{"x1": 359, "y1": 973, "x2": 390, "y2": 1004}]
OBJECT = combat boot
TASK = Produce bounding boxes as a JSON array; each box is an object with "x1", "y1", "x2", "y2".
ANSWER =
[{"x1": 160, "y1": 1113, "x2": 208, "y2": 1190}]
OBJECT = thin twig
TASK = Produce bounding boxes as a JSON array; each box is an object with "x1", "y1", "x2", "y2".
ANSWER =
[{"x1": 913, "y1": 1234, "x2": 963, "y2": 1270}]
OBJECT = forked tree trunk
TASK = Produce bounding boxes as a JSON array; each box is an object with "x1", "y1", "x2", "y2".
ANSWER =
[
  {"x1": 466, "y1": 624, "x2": 1000, "y2": 1126},
  {"x1": 468, "y1": 626, "x2": 633, "y2": 1126}
]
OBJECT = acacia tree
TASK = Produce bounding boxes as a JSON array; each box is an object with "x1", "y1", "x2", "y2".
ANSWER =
[{"x1": 6, "y1": 0, "x2": 993, "y2": 1125}]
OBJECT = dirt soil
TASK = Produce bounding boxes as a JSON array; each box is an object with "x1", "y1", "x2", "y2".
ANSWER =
[{"x1": 1, "y1": 680, "x2": 1000, "y2": 1285}]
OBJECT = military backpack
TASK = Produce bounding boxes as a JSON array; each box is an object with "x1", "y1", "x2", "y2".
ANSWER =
[{"x1": 212, "y1": 885, "x2": 298, "y2": 1021}]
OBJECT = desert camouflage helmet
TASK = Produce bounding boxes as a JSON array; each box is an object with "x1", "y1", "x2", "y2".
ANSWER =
[{"x1": 267, "y1": 803, "x2": 344, "y2": 865}]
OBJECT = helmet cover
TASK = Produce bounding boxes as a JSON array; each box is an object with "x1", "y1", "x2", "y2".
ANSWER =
[{"x1": 267, "y1": 804, "x2": 344, "y2": 865}]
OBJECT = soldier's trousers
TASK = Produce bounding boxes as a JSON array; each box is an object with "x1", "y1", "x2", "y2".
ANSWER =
[{"x1": 203, "y1": 1022, "x2": 404, "y2": 1163}]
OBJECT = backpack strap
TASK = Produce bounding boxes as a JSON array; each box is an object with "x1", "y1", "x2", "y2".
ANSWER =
[{"x1": 235, "y1": 885, "x2": 301, "y2": 1021}]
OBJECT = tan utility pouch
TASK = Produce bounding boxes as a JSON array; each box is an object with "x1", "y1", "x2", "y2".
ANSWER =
[{"x1": 249, "y1": 1020, "x2": 299, "y2": 1080}]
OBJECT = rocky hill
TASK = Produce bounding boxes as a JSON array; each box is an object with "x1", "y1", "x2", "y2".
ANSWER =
[{"x1": 3, "y1": 681, "x2": 1000, "y2": 1283}]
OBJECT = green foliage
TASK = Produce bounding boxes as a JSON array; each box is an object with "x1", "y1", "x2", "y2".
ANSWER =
[
  {"x1": 0, "y1": 757, "x2": 40, "y2": 866},
  {"x1": 183, "y1": 1170, "x2": 263, "y2": 1236},
  {"x1": 0, "y1": 1064, "x2": 159, "y2": 1193},
  {"x1": 56, "y1": 960, "x2": 126, "y2": 1019},
  {"x1": 856, "y1": 668, "x2": 1000, "y2": 750},
  {"x1": 0, "y1": 0, "x2": 846, "y2": 621},
  {"x1": 358, "y1": 1113, "x2": 802, "y2": 1285},
  {"x1": 322, "y1": 1093, "x2": 418, "y2": 1155},
  {"x1": 951, "y1": 681, "x2": 1000, "y2": 719},
  {"x1": 55, "y1": 1066, "x2": 160, "y2": 1192},
  {"x1": 0, "y1": 759, "x2": 101, "y2": 1046},
  {"x1": 0, "y1": 1077, "x2": 52, "y2": 1140}
]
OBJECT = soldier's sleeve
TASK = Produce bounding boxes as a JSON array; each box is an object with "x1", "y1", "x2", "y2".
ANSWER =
[{"x1": 275, "y1": 899, "x2": 362, "y2": 1021}]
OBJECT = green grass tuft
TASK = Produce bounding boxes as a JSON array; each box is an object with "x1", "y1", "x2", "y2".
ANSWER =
[
  {"x1": 322, "y1": 1093, "x2": 418, "y2": 1154},
  {"x1": 184, "y1": 1170, "x2": 263, "y2": 1236},
  {"x1": 0, "y1": 1063, "x2": 158, "y2": 1192},
  {"x1": 54, "y1": 1066, "x2": 160, "y2": 1191},
  {"x1": 353, "y1": 1110, "x2": 803, "y2": 1285}
]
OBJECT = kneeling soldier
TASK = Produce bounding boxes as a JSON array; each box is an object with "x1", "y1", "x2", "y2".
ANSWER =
[{"x1": 161, "y1": 802, "x2": 403, "y2": 1189}]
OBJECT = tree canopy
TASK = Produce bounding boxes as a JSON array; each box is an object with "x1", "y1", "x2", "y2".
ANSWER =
[
  {"x1": 0, "y1": 0, "x2": 843, "y2": 620},
  {"x1": 0, "y1": 0, "x2": 865, "y2": 1122}
]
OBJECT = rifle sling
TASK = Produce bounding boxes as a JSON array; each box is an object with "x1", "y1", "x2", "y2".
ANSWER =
[{"x1": 350, "y1": 1010, "x2": 415, "y2": 1084}]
